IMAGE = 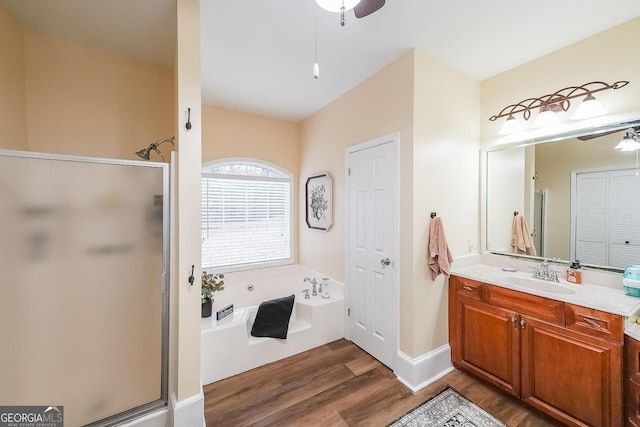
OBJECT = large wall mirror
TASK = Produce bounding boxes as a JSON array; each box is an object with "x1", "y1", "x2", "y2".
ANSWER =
[{"x1": 485, "y1": 118, "x2": 640, "y2": 272}]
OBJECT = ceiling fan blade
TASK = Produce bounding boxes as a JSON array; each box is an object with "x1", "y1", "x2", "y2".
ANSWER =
[
  {"x1": 354, "y1": 0, "x2": 385, "y2": 18},
  {"x1": 577, "y1": 129, "x2": 625, "y2": 141}
]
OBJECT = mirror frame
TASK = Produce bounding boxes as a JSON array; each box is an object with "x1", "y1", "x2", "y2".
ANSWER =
[{"x1": 481, "y1": 117, "x2": 640, "y2": 273}]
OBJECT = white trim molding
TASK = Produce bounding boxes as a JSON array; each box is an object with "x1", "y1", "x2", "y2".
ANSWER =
[
  {"x1": 169, "y1": 390, "x2": 204, "y2": 427},
  {"x1": 394, "y1": 344, "x2": 454, "y2": 392}
]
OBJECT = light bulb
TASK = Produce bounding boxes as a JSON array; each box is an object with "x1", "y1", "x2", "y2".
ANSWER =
[
  {"x1": 313, "y1": 62, "x2": 320, "y2": 79},
  {"x1": 315, "y1": 0, "x2": 361, "y2": 12}
]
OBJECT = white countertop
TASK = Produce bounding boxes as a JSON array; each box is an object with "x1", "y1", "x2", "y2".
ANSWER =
[{"x1": 451, "y1": 254, "x2": 640, "y2": 340}]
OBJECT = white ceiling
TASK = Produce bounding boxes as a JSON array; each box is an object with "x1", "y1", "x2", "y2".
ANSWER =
[{"x1": 4, "y1": 0, "x2": 640, "y2": 122}]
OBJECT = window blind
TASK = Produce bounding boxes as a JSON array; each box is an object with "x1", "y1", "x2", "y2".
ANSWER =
[{"x1": 202, "y1": 173, "x2": 291, "y2": 270}]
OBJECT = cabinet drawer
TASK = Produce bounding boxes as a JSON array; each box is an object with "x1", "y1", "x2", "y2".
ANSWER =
[
  {"x1": 485, "y1": 284, "x2": 565, "y2": 326},
  {"x1": 566, "y1": 304, "x2": 623, "y2": 344},
  {"x1": 450, "y1": 276, "x2": 483, "y2": 301}
]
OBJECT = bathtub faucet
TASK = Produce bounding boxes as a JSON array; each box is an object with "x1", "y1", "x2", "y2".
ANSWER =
[{"x1": 304, "y1": 277, "x2": 318, "y2": 296}]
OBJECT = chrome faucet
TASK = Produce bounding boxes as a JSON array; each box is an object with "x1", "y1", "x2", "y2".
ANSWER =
[
  {"x1": 304, "y1": 277, "x2": 318, "y2": 296},
  {"x1": 532, "y1": 260, "x2": 559, "y2": 282}
]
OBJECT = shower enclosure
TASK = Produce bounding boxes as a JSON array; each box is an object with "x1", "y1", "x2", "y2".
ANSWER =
[{"x1": 0, "y1": 150, "x2": 169, "y2": 426}]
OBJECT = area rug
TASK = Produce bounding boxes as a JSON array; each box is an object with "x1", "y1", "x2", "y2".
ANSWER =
[{"x1": 387, "y1": 387, "x2": 506, "y2": 427}]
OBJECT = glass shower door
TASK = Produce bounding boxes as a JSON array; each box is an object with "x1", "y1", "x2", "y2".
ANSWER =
[{"x1": 0, "y1": 150, "x2": 169, "y2": 426}]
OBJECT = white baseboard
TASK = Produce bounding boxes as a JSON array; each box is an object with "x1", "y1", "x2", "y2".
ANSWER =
[
  {"x1": 394, "y1": 344, "x2": 454, "y2": 392},
  {"x1": 169, "y1": 390, "x2": 204, "y2": 427}
]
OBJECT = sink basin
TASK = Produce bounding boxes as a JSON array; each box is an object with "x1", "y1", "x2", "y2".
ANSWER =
[{"x1": 497, "y1": 276, "x2": 577, "y2": 294}]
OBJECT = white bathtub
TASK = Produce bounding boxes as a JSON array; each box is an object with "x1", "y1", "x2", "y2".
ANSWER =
[{"x1": 200, "y1": 264, "x2": 344, "y2": 385}]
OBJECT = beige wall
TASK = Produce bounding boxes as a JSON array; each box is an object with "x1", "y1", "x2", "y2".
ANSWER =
[
  {"x1": 23, "y1": 30, "x2": 174, "y2": 160},
  {"x1": 202, "y1": 105, "x2": 299, "y2": 171},
  {"x1": 0, "y1": 2, "x2": 174, "y2": 161},
  {"x1": 410, "y1": 50, "x2": 480, "y2": 356},
  {"x1": 481, "y1": 17, "x2": 640, "y2": 148},
  {"x1": 173, "y1": 0, "x2": 202, "y2": 404},
  {"x1": 0, "y1": 3, "x2": 28, "y2": 150},
  {"x1": 299, "y1": 49, "x2": 480, "y2": 358},
  {"x1": 299, "y1": 50, "x2": 414, "y2": 282}
]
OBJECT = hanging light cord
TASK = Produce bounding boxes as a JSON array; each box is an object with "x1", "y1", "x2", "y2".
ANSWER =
[{"x1": 313, "y1": 12, "x2": 320, "y2": 79}]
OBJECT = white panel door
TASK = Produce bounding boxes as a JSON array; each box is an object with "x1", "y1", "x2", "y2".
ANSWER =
[
  {"x1": 347, "y1": 136, "x2": 397, "y2": 369},
  {"x1": 574, "y1": 168, "x2": 640, "y2": 268},
  {"x1": 609, "y1": 169, "x2": 640, "y2": 268},
  {"x1": 575, "y1": 172, "x2": 608, "y2": 266}
]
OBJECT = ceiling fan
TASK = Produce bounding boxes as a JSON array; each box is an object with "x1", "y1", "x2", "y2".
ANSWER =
[
  {"x1": 316, "y1": 0, "x2": 385, "y2": 26},
  {"x1": 354, "y1": 0, "x2": 385, "y2": 18},
  {"x1": 577, "y1": 126, "x2": 639, "y2": 141}
]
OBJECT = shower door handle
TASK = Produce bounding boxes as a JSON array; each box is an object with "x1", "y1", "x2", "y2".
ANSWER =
[{"x1": 380, "y1": 258, "x2": 391, "y2": 267}]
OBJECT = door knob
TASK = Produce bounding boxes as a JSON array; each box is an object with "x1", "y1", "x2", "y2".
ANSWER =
[{"x1": 380, "y1": 258, "x2": 391, "y2": 266}]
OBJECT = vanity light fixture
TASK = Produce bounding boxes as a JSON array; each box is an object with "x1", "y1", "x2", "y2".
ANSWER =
[{"x1": 489, "y1": 80, "x2": 629, "y2": 134}]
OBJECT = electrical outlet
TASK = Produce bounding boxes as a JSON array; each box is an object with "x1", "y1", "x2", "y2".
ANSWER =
[{"x1": 468, "y1": 237, "x2": 474, "y2": 252}]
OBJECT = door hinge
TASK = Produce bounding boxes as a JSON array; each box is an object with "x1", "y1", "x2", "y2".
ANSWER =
[
  {"x1": 347, "y1": 308, "x2": 351, "y2": 316},
  {"x1": 348, "y1": 167, "x2": 351, "y2": 176}
]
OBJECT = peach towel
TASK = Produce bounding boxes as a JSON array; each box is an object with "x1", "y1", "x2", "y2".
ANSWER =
[
  {"x1": 427, "y1": 217, "x2": 453, "y2": 280},
  {"x1": 511, "y1": 215, "x2": 537, "y2": 256}
]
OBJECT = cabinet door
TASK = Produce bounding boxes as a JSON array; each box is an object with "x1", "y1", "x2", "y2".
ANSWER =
[
  {"x1": 452, "y1": 295, "x2": 520, "y2": 397},
  {"x1": 521, "y1": 316, "x2": 622, "y2": 427},
  {"x1": 626, "y1": 335, "x2": 640, "y2": 426}
]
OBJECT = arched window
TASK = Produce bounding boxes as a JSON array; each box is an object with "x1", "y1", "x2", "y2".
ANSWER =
[{"x1": 201, "y1": 159, "x2": 293, "y2": 271}]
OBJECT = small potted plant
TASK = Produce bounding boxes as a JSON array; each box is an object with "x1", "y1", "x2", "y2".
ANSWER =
[{"x1": 201, "y1": 271, "x2": 225, "y2": 318}]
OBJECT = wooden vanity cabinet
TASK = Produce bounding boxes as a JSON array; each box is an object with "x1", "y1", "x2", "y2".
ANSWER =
[
  {"x1": 626, "y1": 335, "x2": 640, "y2": 426},
  {"x1": 449, "y1": 275, "x2": 623, "y2": 427},
  {"x1": 449, "y1": 278, "x2": 521, "y2": 396},
  {"x1": 521, "y1": 315, "x2": 622, "y2": 427}
]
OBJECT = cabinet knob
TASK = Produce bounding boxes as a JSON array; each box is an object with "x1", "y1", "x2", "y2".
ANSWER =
[
  {"x1": 463, "y1": 285, "x2": 473, "y2": 292},
  {"x1": 520, "y1": 317, "x2": 526, "y2": 329},
  {"x1": 511, "y1": 315, "x2": 517, "y2": 326}
]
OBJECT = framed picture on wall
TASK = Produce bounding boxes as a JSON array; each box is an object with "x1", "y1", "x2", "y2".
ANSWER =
[{"x1": 305, "y1": 173, "x2": 332, "y2": 231}]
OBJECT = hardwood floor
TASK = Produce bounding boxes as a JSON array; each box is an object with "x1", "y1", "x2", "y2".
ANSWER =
[{"x1": 203, "y1": 339, "x2": 564, "y2": 426}]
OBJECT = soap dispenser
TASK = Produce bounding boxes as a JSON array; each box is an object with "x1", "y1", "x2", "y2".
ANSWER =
[
  {"x1": 321, "y1": 278, "x2": 330, "y2": 299},
  {"x1": 567, "y1": 260, "x2": 582, "y2": 284}
]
